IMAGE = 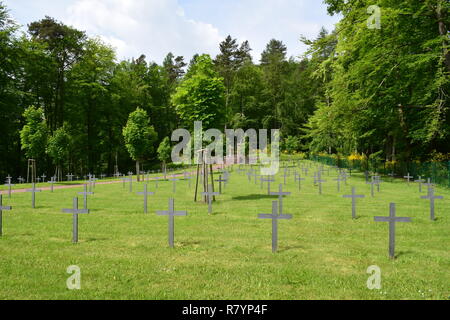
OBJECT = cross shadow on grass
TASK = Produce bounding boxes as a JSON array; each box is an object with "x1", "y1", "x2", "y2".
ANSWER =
[{"x1": 232, "y1": 194, "x2": 278, "y2": 201}]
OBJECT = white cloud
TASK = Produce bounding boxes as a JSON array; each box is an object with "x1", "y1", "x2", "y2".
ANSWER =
[{"x1": 65, "y1": 0, "x2": 223, "y2": 63}]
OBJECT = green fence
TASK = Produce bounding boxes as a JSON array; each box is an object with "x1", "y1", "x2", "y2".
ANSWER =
[{"x1": 310, "y1": 155, "x2": 450, "y2": 188}]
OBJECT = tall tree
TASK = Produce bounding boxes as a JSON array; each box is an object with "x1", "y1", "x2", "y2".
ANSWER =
[{"x1": 122, "y1": 108, "x2": 158, "y2": 181}]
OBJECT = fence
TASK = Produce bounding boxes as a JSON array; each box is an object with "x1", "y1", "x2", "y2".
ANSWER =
[{"x1": 310, "y1": 155, "x2": 450, "y2": 188}]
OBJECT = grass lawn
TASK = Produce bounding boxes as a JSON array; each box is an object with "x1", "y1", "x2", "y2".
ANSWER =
[{"x1": 0, "y1": 161, "x2": 449, "y2": 300}]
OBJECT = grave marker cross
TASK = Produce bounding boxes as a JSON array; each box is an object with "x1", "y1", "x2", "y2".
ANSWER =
[
  {"x1": 137, "y1": 184, "x2": 155, "y2": 214},
  {"x1": 261, "y1": 175, "x2": 275, "y2": 195},
  {"x1": 294, "y1": 172, "x2": 305, "y2": 191},
  {"x1": 215, "y1": 175, "x2": 228, "y2": 194},
  {"x1": 169, "y1": 176, "x2": 180, "y2": 194},
  {"x1": 61, "y1": 197, "x2": 90, "y2": 244},
  {"x1": 78, "y1": 184, "x2": 94, "y2": 210},
  {"x1": 414, "y1": 176, "x2": 425, "y2": 193},
  {"x1": 258, "y1": 201, "x2": 293, "y2": 253},
  {"x1": 421, "y1": 187, "x2": 443, "y2": 221},
  {"x1": 316, "y1": 172, "x2": 327, "y2": 195},
  {"x1": 404, "y1": 173, "x2": 414, "y2": 186},
  {"x1": 156, "y1": 198, "x2": 187, "y2": 248},
  {"x1": 343, "y1": 187, "x2": 365, "y2": 219},
  {"x1": 202, "y1": 185, "x2": 220, "y2": 215},
  {"x1": 26, "y1": 183, "x2": 42, "y2": 208},
  {"x1": 270, "y1": 184, "x2": 291, "y2": 215},
  {"x1": 374, "y1": 203, "x2": 412, "y2": 259},
  {"x1": 0, "y1": 194, "x2": 12, "y2": 237},
  {"x1": 4, "y1": 178, "x2": 14, "y2": 199}
]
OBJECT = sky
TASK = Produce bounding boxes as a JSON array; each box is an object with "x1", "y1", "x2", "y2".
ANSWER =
[{"x1": 3, "y1": 0, "x2": 340, "y2": 64}]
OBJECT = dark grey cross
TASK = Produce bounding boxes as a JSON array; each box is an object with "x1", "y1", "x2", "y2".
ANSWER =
[
  {"x1": 374, "y1": 203, "x2": 412, "y2": 259},
  {"x1": 154, "y1": 177, "x2": 161, "y2": 189},
  {"x1": 61, "y1": 197, "x2": 90, "y2": 244},
  {"x1": 26, "y1": 183, "x2": 42, "y2": 208},
  {"x1": 283, "y1": 168, "x2": 290, "y2": 185},
  {"x1": 137, "y1": 184, "x2": 155, "y2": 214},
  {"x1": 0, "y1": 194, "x2": 12, "y2": 237},
  {"x1": 128, "y1": 173, "x2": 133, "y2": 192},
  {"x1": 261, "y1": 175, "x2": 275, "y2": 195},
  {"x1": 169, "y1": 176, "x2": 180, "y2": 193},
  {"x1": 404, "y1": 173, "x2": 413, "y2": 186},
  {"x1": 414, "y1": 176, "x2": 425, "y2": 193},
  {"x1": 372, "y1": 175, "x2": 382, "y2": 192},
  {"x1": 340, "y1": 171, "x2": 349, "y2": 185},
  {"x1": 215, "y1": 175, "x2": 227, "y2": 194},
  {"x1": 270, "y1": 184, "x2": 291, "y2": 215},
  {"x1": 316, "y1": 172, "x2": 326, "y2": 195},
  {"x1": 156, "y1": 198, "x2": 187, "y2": 248},
  {"x1": 4, "y1": 178, "x2": 14, "y2": 198},
  {"x1": 47, "y1": 177, "x2": 56, "y2": 193},
  {"x1": 366, "y1": 177, "x2": 377, "y2": 197},
  {"x1": 246, "y1": 170, "x2": 253, "y2": 183},
  {"x1": 423, "y1": 178, "x2": 434, "y2": 191},
  {"x1": 343, "y1": 187, "x2": 365, "y2": 219},
  {"x1": 202, "y1": 185, "x2": 220, "y2": 215},
  {"x1": 258, "y1": 201, "x2": 293, "y2": 253},
  {"x1": 294, "y1": 172, "x2": 305, "y2": 191},
  {"x1": 78, "y1": 184, "x2": 94, "y2": 210},
  {"x1": 122, "y1": 174, "x2": 127, "y2": 189},
  {"x1": 333, "y1": 175, "x2": 344, "y2": 192},
  {"x1": 421, "y1": 187, "x2": 443, "y2": 221}
]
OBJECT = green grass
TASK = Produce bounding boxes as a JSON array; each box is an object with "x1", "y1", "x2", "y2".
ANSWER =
[{"x1": 0, "y1": 161, "x2": 449, "y2": 300}]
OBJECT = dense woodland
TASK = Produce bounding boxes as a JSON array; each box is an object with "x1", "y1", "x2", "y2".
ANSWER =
[{"x1": 0, "y1": 0, "x2": 449, "y2": 178}]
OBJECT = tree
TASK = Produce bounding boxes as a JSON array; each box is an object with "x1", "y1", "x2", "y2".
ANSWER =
[
  {"x1": 172, "y1": 54, "x2": 226, "y2": 130},
  {"x1": 46, "y1": 125, "x2": 70, "y2": 181},
  {"x1": 28, "y1": 17, "x2": 87, "y2": 130},
  {"x1": 157, "y1": 137, "x2": 172, "y2": 180},
  {"x1": 122, "y1": 108, "x2": 158, "y2": 181},
  {"x1": 20, "y1": 106, "x2": 48, "y2": 180}
]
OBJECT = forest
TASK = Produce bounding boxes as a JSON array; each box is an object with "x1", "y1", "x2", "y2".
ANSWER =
[{"x1": 0, "y1": 0, "x2": 449, "y2": 178}]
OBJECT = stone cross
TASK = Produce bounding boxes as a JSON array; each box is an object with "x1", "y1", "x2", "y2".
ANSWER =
[
  {"x1": 423, "y1": 178, "x2": 434, "y2": 191},
  {"x1": 333, "y1": 175, "x2": 344, "y2": 192},
  {"x1": 366, "y1": 177, "x2": 377, "y2": 197},
  {"x1": 66, "y1": 173, "x2": 74, "y2": 182},
  {"x1": 156, "y1": 198, "x2": 187, "y2": 248},
  {"x1": 184, "y1": 173, "x2": 192, "y2": 189},
  {"x1": 294, "y1": 172, "x2": 305, "y2": 191},
  {"x1": 122, "y1": 174, "x2": 128, "y2": 189},
  {"x1": 41, "y1": 174, "x2": 47, "y2": 183},
  {"x1": 343, "y1": 187, "x2": 365, "y2": 219},
  {"x1": 18, "y1": 177, "x2": 25, "y2": 184},
  {"x1": 154, "y1": 177, "x2": 161, "y2": 189},
  {"x1": 137, "y1": 184, "x2": 155, "y2": 214},
  {"x1": 202, "y1": 185, "x2": 220, "y2": 215},
  {"x1": 421, "y1": 187, "x2": 443, "y2": 221},
  {"x1": 414, "y1": 176, "x2": 425, "y2": 193},
  {"x1": 78, "y1": 184, "x2": 94, "y2": 210},
  {"x1": 372, "y1": 175, "x2": 382, "y2": 192},
  {"x1": 261, "y1": 175, "x2": 275, "y2": 195},
  {"x1": 4, "y1": 178, "x2": 14, "y2": 199},
  {"x1": 258, "y1": 201, "x2": 293, "y2": 253},
  {"x1": 61, "y1": 197, "x2": 90, "y2": 244},
  {"x1": 169, "y1": 176, "x2": 180, "y2": 194},
  {"x1": 374, "y1": 203, "x2": 412, "y2": 259},
  {"x1": 26, "y1": 183, "x2": 42, "y2": 208},
  {"x1": 246, "y1": 170, "x2": 253, "y2": 183},
  {"x1": 47, "y1": 177, "x2": 56, "y2": 193},
  {"x1": 128, "y1": 173, "x2": 133, "y2": 192},
  {"x1": 316, "y1": 172, "x2": 326, "y2": 195},
  {"x1": 0, "y1": 194, "x2": 12, "y2": 237},
  {"x1": 215, "y1": 175, "x2": 227, "y2": 194},
  {"x1": 270, "y1": 184, "x2": 291, "y2": 215},
  {"x1": 100, "y1": 174, "x2": 106, "y2": 180},
  {"x1": 404, "y1": 173, "x2": 414, "y2": 186}
]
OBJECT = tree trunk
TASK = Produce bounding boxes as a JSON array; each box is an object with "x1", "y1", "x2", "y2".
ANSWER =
[
  {"x1": 436, "y1": 2, "x2": 450, "y2": 72},
  {"x1": 136, "y1": 160, "x2": 140, "y2": 182}
]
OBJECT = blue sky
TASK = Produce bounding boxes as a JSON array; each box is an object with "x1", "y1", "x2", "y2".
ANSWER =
[{"x1": 4, "y1": 0, "x2": 340, "y2": 64}]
